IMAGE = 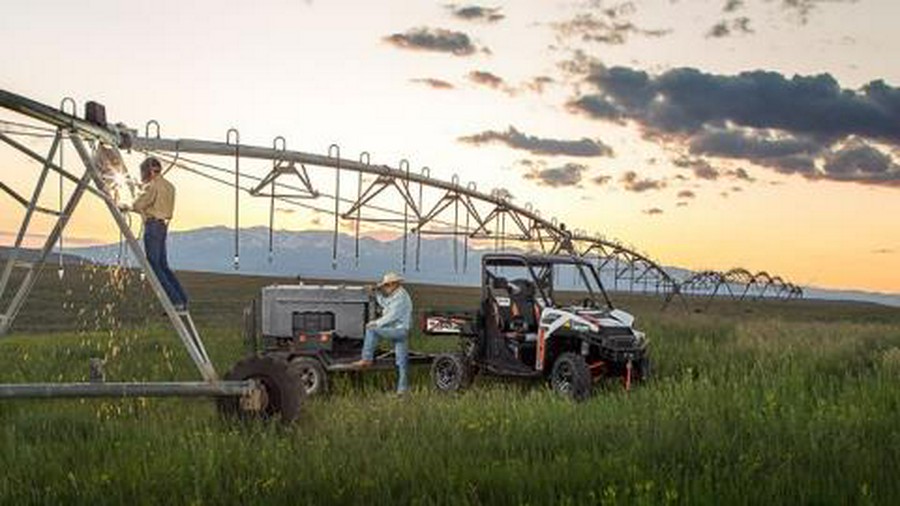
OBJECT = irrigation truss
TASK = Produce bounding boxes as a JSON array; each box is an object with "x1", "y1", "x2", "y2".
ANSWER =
[{"x1": 0, "y1": 89, "x2": 803, "y2": 323}]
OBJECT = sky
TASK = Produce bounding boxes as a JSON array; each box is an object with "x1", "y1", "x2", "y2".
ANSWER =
[{"x1": 0, "y1": 0, "x2": 898, "y2": 293}]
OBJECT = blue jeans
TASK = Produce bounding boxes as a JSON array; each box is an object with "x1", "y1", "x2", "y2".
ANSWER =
[
  {"x1": 144, "y1": 219, "x2": 188, "y2": 307},
  {"x1": 362, "y1": 327, "x2": 409, "y2": 392}
]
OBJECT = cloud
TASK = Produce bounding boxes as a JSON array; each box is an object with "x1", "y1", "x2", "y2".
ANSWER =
[
  {"x1": 552, "y1": 10, "x2": 670, "y2": 46},
  {"x1": 592, "y1": 174, "x2": 612, "y2": 185},
  {"x1": 522, "y1": 76, "x2": 554, "y2": 94},
  {"x1": 523, "y1": 162, "x2": 587, "y2": 188},
  {"x1": 621, "y1": 171, "x2": 666, "y2": 192},
  {"x1": 467, "y1": 71, "x2": 516, "y2": 94},
  {"x1": 384, "y1": 27, "x2": 481, "y2": 56},
  {"x1": 569, "y1": 63, "x2": 900, "y2": 187},
  {"x1": 447, "y1": 4, "x2": 504, "y2": 23},
  {"x1": 727, "y1": 168, "x2": 756, "y2": 182},
  {"x1": 643, "y1": 207, "x2": 664, "y2": 215},
  {"x1": 275, "y1": 207, "x2": 297, "y2": 215},
  {"x1": 724, "y1": 0, "x2": 745, "y2": 12},
  {"x1": 677, "y1": 190, "x2": 696, "y2": 199},
  {"x1": 0, "y1": 231, "x2": 102, "y2": 247},
  {"x1": 676, "y1": 201, "x2": 689, "y2": 207},
  {"x1": 822, "y1": 139, "x2": 900, "y2": 185},
  {"x1": 410, "y1": 77, "x2": 455, "y2": 89},
  {"x1": 779, "y1": 0, "x2": 859, "y2": 24},
  {"x1": 458, "y1": 126, "x2": 614, "y2": 157},
  {"x1": 872, "y1": 248, "x2": 894, "y2": 254},
  {"x1": 674, "y1": 156, "x2": 720, "y2": 180},
  {"x1": 707, "y1": 17, "x2": 753, "y2": 38}
]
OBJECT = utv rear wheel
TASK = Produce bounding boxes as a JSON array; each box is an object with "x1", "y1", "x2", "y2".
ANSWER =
[
  {"x1": 431, "y1": 353, "x2": 472, "y2": 392},
  {"x1": 218, "y1": 355, "x2": 304, "y2": 422},
  {"x1": 289, "y1": 357, "x2": 329, "y2": 396},
  {"x1": 550, "y1": 352, "x2": 591, "y2": 402}
]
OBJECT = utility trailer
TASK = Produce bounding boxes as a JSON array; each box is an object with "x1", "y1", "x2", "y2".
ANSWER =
[
  {"x1": 424, "y1": 253, "x2": 651, "y2": 401},
  {"x1": 233, "y1": 283, "x2": 434, "y2": 397}
]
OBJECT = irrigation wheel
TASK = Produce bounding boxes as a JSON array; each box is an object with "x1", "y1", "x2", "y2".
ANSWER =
[
  {"x1": 218, "y1": 355, "x2": 304, "y2": 422},
  {"x1": 550, "y1": 352, "x2": 591, "y2": 402},
  {"x1": 431, "y1": 353, "x2": 473, "y2": 393},
  {"x1": 289, "y1": 357, "x2": 329, "y2": 397}
]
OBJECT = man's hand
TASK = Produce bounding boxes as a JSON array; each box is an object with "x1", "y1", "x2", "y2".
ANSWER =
[{"x1": 117, "y1": 202, "x2": 131, "y2": 212}]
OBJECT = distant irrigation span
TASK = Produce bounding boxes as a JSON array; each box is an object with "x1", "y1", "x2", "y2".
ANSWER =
[{"x1": 0, "y1": 89, "x2": 803, "y2": 319}]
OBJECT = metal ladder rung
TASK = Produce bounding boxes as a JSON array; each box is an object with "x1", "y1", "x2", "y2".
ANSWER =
[{"x1": 11, "y1": 261, "x2": 34, "y2": 270}]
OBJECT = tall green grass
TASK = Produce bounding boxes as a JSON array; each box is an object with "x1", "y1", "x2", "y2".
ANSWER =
[{"x1": 1, "y1": 266, "x2": 899, "y2": 504}]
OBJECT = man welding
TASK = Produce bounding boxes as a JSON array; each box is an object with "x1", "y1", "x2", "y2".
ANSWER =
[
  {"x1": 128, "y1": 157, "x2": 189, "y2": 312},
  {"x1": 353, "y1": 272, "x2": 413, "y2": 394}
]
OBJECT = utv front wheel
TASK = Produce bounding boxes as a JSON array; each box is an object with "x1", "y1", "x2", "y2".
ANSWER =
[
  {"x1": 550, "y1": 352, "x2": 591, "y2": 402},
  {"x1": 431, "y1": 353, "x2": 472, "y2": 392}
]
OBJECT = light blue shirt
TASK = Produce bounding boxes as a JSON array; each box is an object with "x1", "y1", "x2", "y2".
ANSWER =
[{"x1": 373, "y1": 287, "x2": 413, "y2": 330}]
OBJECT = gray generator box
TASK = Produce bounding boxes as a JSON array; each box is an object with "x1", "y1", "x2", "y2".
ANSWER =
[{"x1": 260, "y1": 284, "x2": 371, "y2": 340}]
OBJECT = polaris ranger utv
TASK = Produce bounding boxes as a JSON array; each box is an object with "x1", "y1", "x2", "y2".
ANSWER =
[{"x1": 427, "y1": 253, "x2": 650, "y2": 401}]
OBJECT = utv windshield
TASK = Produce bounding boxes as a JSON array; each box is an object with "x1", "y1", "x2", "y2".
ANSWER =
[{"x1": 482, "y1": 255, "x2": 614, "y2": 309}]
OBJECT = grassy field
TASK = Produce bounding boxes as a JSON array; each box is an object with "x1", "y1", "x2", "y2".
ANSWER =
[{"x1": 1, "y1": 265, "x2": 900, "y2": 505}]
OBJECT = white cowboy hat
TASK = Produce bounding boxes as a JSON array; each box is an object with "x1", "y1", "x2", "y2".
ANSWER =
[{"x1": 377, "y1": 271, "x2": 404, "y2": 287}]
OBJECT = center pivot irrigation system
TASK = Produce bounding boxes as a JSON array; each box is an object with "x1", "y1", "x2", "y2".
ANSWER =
[{"x1": 0, "y1": 89, "x2": 802, "y2": 405}]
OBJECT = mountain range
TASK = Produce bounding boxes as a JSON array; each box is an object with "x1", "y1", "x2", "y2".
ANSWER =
[{"x1": 55, "y1": 226, "x2": 900, "y2": 308}]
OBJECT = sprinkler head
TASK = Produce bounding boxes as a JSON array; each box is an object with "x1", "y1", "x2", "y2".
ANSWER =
[
  {"x1": 57, "y1": 268, "x2": 65, "y2": 280},
  {"x1": 233, "y1": 256, "x2": 240, "y2": 270}
]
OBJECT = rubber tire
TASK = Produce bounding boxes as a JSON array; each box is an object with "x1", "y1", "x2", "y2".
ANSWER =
[
  {"x1": 218, "y1": 355, "x2": 304, "y2": 423},
  {"x1": 635, "y1": 356, "x2": 652, "y2": 382},
  {"x1": 431, "y1": 353, "x2": 472, "y2": 393},
  {"x1": 289, "y1": 357, "x2": 329, "y2": 397},
  {"x1": 550, "y1": 352, "x2": 591, "y2": 402}
]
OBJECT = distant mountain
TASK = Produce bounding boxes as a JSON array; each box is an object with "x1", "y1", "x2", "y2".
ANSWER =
[
  {"x1": 0, "y1": 246, "x2": 93, "y2": 266},
  {"x1": 66, "y1": 226, "x2": 900, "y2": 308}
]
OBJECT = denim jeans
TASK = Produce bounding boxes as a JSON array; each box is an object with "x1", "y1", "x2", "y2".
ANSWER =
[
  {"x1": 362, "y1": 327, "x2": 409, "y2": 392},
  {"x1": 144, "y1": 219, "x2": 188, "y2": 307}
]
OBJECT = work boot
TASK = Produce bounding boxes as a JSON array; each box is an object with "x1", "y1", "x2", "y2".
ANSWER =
[{"x1": 351, "y1": 359, "x2": 373, "y2": 369}]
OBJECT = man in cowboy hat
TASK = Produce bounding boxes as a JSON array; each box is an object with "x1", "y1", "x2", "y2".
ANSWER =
[{"x1": 353, "y1": 271, "x2": 413, "y2": 393}]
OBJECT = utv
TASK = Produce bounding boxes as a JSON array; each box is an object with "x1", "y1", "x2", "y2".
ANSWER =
[{"x1": 426, "y1": 253, "x2": 650, "y2": 401}]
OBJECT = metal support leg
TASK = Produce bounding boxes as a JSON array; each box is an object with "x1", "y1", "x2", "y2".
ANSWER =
[
  {"x1": 68, "y1": 135, "x2": 218, "y2": 381},
  {"x1": 0, "y1": 131, "x2": 62, "y2": 302},
  {"x1": 0, "y1": 145, "x2": 91, "y2": 336}
]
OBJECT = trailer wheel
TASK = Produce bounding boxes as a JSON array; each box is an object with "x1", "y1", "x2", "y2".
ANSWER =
[
  {"x1": 431, "y1": 353, "x2": 472, "y2": 392},
  {"x1": 550, "y1": 352, "x2": 591, "y2": 402},
  {"x1": 289, "y1": 357, "x2": 329, "y2": 396},
  {"x1": 218, "y1": 355, "x2": 304, "y2": 422}
]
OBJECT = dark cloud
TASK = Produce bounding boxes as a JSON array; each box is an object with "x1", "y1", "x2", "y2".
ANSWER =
[
  {"x1": 458, "y1": 126, "x2": 614, "y2": 157},
  {"x1": 577, "y1": 65, "x2": 900, "y2": 144},
  {"x1": 570, "y1": 63, "x2": 900, "y2": 187},
  {"x1": 447, "y1": 4, "x2": 505, "y2": 23},
  {"x1": 690, "y1": 127, "x2": 821, "y2": 159},
  {"x1": 621, "y1": 171, "x2": 666, "y2": 192},
  {"x1": 552, "y1": 9, "x2": 670, "y2": 46},
  {"x1": 384, "y1": 28, "x2": 481, "y2": 56},
  {"x1": 523, "y1": 162, "x2": 587, "y2": 188},
  {"x1": 707, "y1": 17, "x2": 753, "y2": 38},
  {"x1": 822, "y1": 139, "x2": 900, "y2": 185},
  {"x1": 410, "y1": 77, "x2": 455, "y2": 90},
  {"x1": 593, "y1": 174, "x2": 612, "y2": 185},
  {"x1": 644, "y1": 207, "x2": 664, "y2": 215},
  {"x1": 677, "y1": 190, "x2": 696, "y2": 199}
]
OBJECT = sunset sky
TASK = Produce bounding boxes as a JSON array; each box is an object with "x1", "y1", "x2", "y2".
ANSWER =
[{"x1": 1, "y1": 0, "x2": 898, "y2": 293}]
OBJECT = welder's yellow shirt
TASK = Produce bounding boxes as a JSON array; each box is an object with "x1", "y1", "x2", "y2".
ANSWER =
[{"x1": 133, "y1": 176, "x2": 176, "y2": 221}]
